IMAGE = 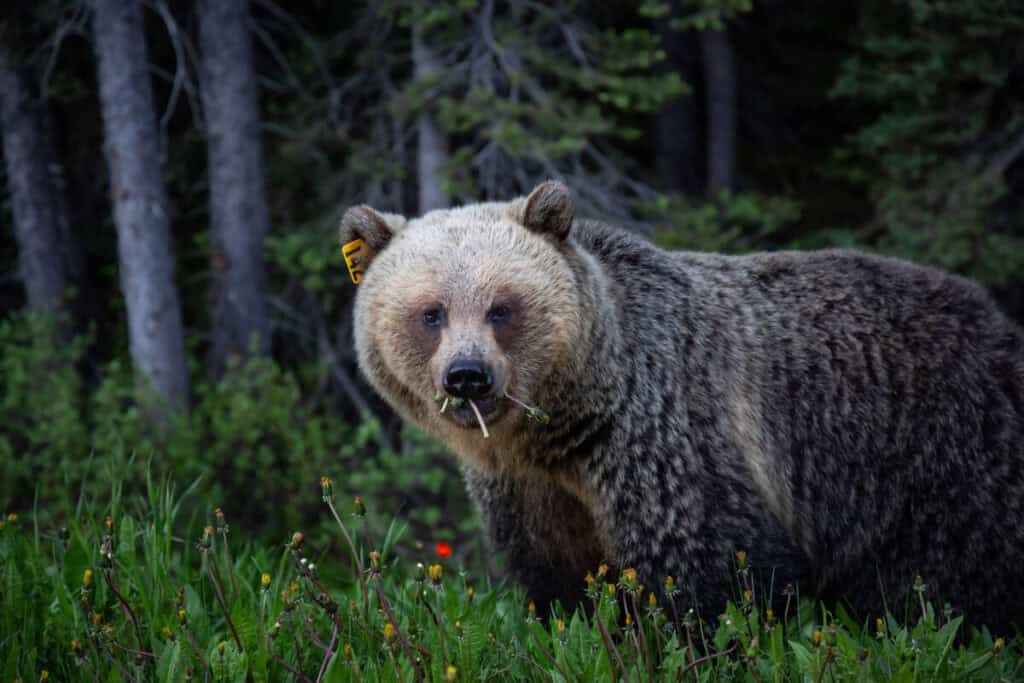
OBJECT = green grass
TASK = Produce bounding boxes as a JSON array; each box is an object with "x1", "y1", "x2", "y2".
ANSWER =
[{"x1": 1, "y1": 473, "x2": 1021, "y2": 683}]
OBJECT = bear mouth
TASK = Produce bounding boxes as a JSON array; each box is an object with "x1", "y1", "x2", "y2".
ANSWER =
[{"x1": 445, "y1": 396, "x2": 501, "y2": 428}]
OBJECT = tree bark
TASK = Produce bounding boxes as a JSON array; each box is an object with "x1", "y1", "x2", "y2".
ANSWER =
[
  {"x1": 90, "y1": 0, "x2": 190, "y2": 413},
  {"x1": 413, "y1": 24, "x2": 450, "y2": 212},
  {"x1": 0, "y1": 43, "x2": 73, "y2": 315},
  {"x1": 653, "y1": 20, "x2": 701, "y2": 194},
  {"x1": 198, "y1": 0, "x2": 271, "y2": 378},
  {"x1": 700, "y1": 27, "x2": 737, "y2": 195}
]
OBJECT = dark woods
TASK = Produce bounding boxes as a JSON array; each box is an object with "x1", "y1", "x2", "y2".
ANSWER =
[{"x1": 1, "y1": 0, "x2": 1023, "y2": 534}]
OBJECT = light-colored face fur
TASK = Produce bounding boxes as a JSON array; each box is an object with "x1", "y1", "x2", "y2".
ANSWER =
[{"x1": 339, "y1": 181, "x2": 583, "y2": 464}]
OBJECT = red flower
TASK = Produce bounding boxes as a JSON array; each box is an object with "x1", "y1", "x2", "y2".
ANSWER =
[{"x1": 435, "y1": 542, "x2": 452, "y2": 559}]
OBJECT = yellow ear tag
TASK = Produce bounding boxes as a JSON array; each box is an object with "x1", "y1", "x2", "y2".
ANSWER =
[{"x1": 342, "y1": 238, "x2": 372, "y2": 285}]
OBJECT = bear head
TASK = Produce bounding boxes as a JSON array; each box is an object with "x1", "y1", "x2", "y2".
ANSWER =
[{"x1": 339, "y1": 181, "x2": 584, "y2": 452}]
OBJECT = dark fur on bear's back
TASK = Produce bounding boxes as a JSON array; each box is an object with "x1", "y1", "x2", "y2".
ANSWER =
[
  {"x1": 469, "y1": 219, "x2": 1024, "y2": 629},
  {"x1": 341, "y1": 183, "x2": 1024, "y2": 631}
]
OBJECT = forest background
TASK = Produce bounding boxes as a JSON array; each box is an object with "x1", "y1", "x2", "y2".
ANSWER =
[
  {"x1": 1, "y1": 0, "x2": 1023, "y2": 636},
  {"x1": 3, "y1": 1, "x2": 1024, "y2": 679}
]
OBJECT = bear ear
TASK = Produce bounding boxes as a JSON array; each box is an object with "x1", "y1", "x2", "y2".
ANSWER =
[
  {"x1": 518, "y1": 180, "x2": 574, "y2": 242},
  {"x1": 338, "y1": 206, "x2": 406, "y2": 283},
  {"x1": 339, "y1": 205, "x2": 406, "y2": 252}
]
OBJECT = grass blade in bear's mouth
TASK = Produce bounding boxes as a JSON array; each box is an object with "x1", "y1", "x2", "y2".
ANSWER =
[{"x1": 468, "y1": 399, "x2": 490, "y2": 438}]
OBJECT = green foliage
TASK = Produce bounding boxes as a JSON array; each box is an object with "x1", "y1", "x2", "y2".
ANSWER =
[
  {"x1": 652, "y1": 191, "x2": 803, "y2": 253},
  {"x1": 830, "y1": 0, "x2": 1024, "y2": 285},
  {"x1": 388, "y1": 1, "x2": 685, "y2": 202},
  {"x1": 661, "y1": 0, "x2": 754, "y2": 31},
  {"x1": 0, "y1": 314, "x2": 89, "y2": 509},
  {"x1": 1, "y1": 476, "x2": 1021, "y2": 681},
  {"x1": 0, "y1": 313, "x2": 477, "y2": 548}
]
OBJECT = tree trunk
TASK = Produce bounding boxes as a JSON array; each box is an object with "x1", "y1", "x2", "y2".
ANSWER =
[
  {"x1": 653, "y1": 20, "x2": 701, "y2": 195},
  {"x1": 90, "y1": 0, "x2": 190, "y2": 414},
  {"x1": 198, "y1": 0, "x2": 271, "y2": 378},
  {"x1": 413, "y1": 25, "x2": 450, "y2": 213},
  {"x1": 700, "y1": 27, "x2": 737, "y2": 195},
  {"x1": 0, "y1": 44, "x2": 73, "y2": 315}
]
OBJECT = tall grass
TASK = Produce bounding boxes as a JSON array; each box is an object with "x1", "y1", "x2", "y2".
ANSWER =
[{"x1": 1, "y1": 469, "x2": 1021, "y2": 682}]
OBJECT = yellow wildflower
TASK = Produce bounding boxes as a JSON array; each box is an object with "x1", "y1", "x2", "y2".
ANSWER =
[{"x1": 261, "y1": 573, "x2": 271, "y2": 588}]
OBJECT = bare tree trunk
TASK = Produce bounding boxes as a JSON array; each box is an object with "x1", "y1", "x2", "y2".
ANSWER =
[
  {"x1": 413, "y1": 24, "x2": 450, "y2": 212},
  {"x1": 700, "y1": 27, "x2": 737, "y2": 195},
  {"x1": 653, "y1": 20, "x2": 701, "y2": 195},
  {"x1": 90, "y1": 0, "x2": 190, "y2": 414},
  {"x1": 0, "y1": 44, "x2": 73, "y2": 315},
  {"x1": 198, "y1": 0, "x2": 271, "y2": 378}
]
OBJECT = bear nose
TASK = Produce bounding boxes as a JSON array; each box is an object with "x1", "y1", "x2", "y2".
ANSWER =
[{"x1": 443, "y1": 360, "x2": 494, "y2": 400}]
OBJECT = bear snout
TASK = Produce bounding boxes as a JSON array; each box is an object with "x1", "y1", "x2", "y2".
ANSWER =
[{"x1": 442, "y1": 359, "x2": 495, "y2": 400}]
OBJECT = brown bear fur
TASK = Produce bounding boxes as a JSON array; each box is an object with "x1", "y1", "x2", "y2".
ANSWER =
[{"x1": 340, "y1": 180, "x2": 1024, "y2": 630}]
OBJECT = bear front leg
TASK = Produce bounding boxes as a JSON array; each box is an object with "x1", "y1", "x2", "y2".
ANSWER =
[
  {"x1": 462, "y1": 465, "x2": 606, "y2": 616},
  {"x1": 592, "y1": 460, "x2": 809, "y2": 620}
]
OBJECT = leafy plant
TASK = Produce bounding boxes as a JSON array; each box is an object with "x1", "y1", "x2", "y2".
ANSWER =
[{"x1": 1, "y1": 472, "x2": 1021, "y2": 681}]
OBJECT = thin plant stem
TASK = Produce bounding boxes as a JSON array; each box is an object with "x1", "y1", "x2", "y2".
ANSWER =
[
  {"x1": 315, "y1": 616, "x2": 339, "y2": 683},
  {"x1": 679, "y1": 644, "x2": 738, "y2": 678},
  {"x1": 324, "y1": 498, "x2": 370, "y2": 621},
  {"x1": 595, "y1": 607, "x2": 632, "y2": 683},
  {"x1": 203, "y1": 553, "x2": 244, "y2": 652},
  {"x1": 108, "y1": 639, "x2": 156, "y2": 659},
  {"x1": 467, "y1": 399, "x2": 490, "y2": 438},
  {"x1": 629, "y1": 593, "x2": 653, "y2": 683},
  {"x1": 667, "y1": 595, "x2": 686, "y2": 660},
  {"x1": 301, "y1": 615, "x2": 331, "y2": 654},
  {"x1": 376, "y1": 580, "x2": 425, "y2": 683},
  {"x1": 685, "y1": 623, "x2": 700, "y2": 683},
  {"x1": 814, "y1": 648, "x2": 835, "y2": 683},
  {"x1": 265, "y1": 633, "x2": 312, "y2": 683},
  {"x1": 101, "y1": 568, "x2": 149, "y2": 657},
  {"x1": 530, "y1": 629, "x2": 578, "y2": 683},
  {"x1": 595, "y1": 608, "x2": 620, "y2": 682},
  {"x1": 99, "y1": 637, "x2": 139, "y2": 683},
  {"x1": 218, "y1": 527, "x2": 237, "y2": 599},
  {"x1": 649, "y1": 607, "x2": 664, "y2": 665},
  {"x1": 180, "y1": 622, "x2": 210, "y2": 677}
]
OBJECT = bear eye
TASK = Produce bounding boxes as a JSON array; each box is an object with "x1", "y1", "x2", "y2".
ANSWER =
[
  {"x1": 422, "y1": 305, "x2": 445, "y2": 328},
  {"x1": 486, "y1": 303, "x2": 512, "y2": 324}
]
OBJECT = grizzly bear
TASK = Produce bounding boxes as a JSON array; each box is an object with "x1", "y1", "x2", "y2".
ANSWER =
[{"x1": 339, "y1": 180, "x2": 1024, "y2": 630}]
